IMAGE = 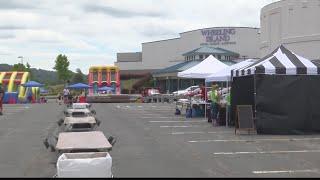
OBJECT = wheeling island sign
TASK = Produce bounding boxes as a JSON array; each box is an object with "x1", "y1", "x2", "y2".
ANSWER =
[{"x1": 200, "y1": 28, "x2": 237, "y2": 46}]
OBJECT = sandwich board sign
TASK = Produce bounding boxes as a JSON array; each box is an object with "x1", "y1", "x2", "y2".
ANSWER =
[{"x1": 235, "y1": 105, "x2": 256, "y2": 135}]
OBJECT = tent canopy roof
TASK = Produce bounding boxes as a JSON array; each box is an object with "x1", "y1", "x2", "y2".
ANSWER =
[
  {"x1": 178, "y1": 55, "x2": 229, "y2": 79},
  {"x1": 234, "y1": 45, "x2": 320, "y2": 77},
  {"x1": 68, "y1": 83, "x2": 91, "y2": 89},
  {"x1": 22, "y1": 81, "x2": 44, "y2": 87},
  {"x1": 206, "y1": 59, "x2": 257, "y2": 82}
]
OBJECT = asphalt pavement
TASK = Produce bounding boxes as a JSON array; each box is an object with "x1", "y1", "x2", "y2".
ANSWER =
[{"x1": 1, "y1": 101, "x2": 320, "y2": 177}]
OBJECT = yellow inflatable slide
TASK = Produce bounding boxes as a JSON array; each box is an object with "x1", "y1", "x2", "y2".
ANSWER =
[{"x1": 0, "y1": 71, "x2": 39, "y2": 102}]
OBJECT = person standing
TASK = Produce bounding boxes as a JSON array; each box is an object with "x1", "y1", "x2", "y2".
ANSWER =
[
  {"x1": 209, "y1": 83, "x2": 220, "y2": 126},
  {"x1": 0, "y1": 84, "x2": 4, "y2": 115},
  {"x1": 226, "y1": 92, "x2": 231, "y2": 126},
  {"x1": 63, "y1": 88, "x2": 70, "y2": 104},
  {"x1": 199, "y1": 83, "x2": 207, "y2": 101},
  {"x1": 57, "y1": 93, "x2": 62, "y2": 105},
  {"x1": 27, "y1": 90, "x2": 33, "y2": 103}
]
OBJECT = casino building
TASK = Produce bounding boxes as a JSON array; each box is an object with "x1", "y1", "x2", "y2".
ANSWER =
[
  {"x1": 260, "y1": 0, "x2": 320, "y2": 60},
  {"x1": 116, "y1": 27, "x2": 260, "y2": 75},
  {"x1": 115, "y1": 0, "x2": 320, "y2": 93},
  {"x1": 116, "y1": 27, "x2": 260, "y2": 93}
]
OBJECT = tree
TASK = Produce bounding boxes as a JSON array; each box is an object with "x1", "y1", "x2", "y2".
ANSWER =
[
  {"x1": 12, "y1": 63, "x2": 26, "y2": 71},
  {"x1": 72, "y1": 68, "x2": 85, "y2": 83},
  {"x1": 25, "y1": 62, "x2": 33, "y2": 80},
  {"x1": 26, "y1": 62, "x2": 31, "y2": 69},
  {"x1": 53, "y1": 54, "x2": 71, "y2": 83}
]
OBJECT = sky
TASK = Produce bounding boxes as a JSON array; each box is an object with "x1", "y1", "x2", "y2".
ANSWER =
[{"x1": 0, "y1": 0, "x2": 276, "y2": 74}]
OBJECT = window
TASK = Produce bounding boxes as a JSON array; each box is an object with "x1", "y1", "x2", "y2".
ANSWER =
[
  {"x1": 93, "y1": 72, "x2": 98, "y2": 81},
  {"x1": 205, "y1": 55, "x2": 209, "y2": 58},
  {"x1": 199, "y1": 55, "x2": 203, "y2": 59},
  {"x1": 111, "y1": 71, "x2": 116, "y2": 81},
  {"x1": 218, "y1": 55, "x2": 221, "y2": 59},
  {"x1": 102, "y1": 71, "x2": 107, "y2": 81}
]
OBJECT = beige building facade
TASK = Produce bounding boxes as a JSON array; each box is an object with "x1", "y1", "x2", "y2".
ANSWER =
[
  {"x1": 116, "y1": 27, "x2": 260, "y2": 74},
  {"x1": 260, "y1": 0, "x2": 320, "y2": 60}
]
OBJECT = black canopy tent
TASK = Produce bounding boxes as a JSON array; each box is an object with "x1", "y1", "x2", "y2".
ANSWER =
[{"x1": 230, "y1": 45, "x2": 320, "y2": 134}]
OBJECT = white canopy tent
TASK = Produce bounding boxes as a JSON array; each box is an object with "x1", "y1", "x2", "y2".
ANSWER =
[
  {"x1": 205, "y1": 59, "x2": 257, "y2": 82},
  {"x1": 177, "y1": 55, "x2": 229, "y2": 78},
  {"x1": 176, "y1": 55, "x2": 229, "y2": 123}
]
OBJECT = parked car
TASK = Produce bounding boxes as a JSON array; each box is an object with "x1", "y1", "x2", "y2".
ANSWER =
[
  {"x1": 172, "y1": 85, "x2": 199, "y2": 96},
  {"x1": 141, "y1": 87, "x2": 161, "y2": 97}
]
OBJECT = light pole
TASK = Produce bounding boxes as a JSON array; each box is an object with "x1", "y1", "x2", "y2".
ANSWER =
[{"x1": 18, "y1": 56, "x2": 23, "y2": 64}]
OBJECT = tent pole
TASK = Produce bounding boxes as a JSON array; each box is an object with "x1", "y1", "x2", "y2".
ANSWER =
[
  {"x1": 204, "y1": 81, "x2": 207, "y2": 120},
  {"x1": 177, "y1": 78, "x2": 179, "y2": 92},
  {"x1": 226, "y1": 81, "x2": 228, "y2": 128},
  {"x1": 253, "y1": 74, "x2": 257, "y2": 122}
]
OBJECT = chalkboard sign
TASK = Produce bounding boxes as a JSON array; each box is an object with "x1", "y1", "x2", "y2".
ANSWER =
[{"x1": 235, "y1": 105, "x2": 256, "y2": 134}]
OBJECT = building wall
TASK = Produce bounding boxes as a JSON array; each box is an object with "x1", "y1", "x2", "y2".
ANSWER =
[
  {"x1": 117, "y1": 52, "x2": 142, "y2": 62},
  {"x1": 116, "y1": 27, "x2": 260, "y2": 71},
  {"x1": 260, "y1": 0, "x2": 320, "y2": 60},
  {"x1": 179, "y1": 27, "x2": 260, "y2": 59},
  {"x1": 141, "y1": 38, "x2": 183, "y2": 70}
]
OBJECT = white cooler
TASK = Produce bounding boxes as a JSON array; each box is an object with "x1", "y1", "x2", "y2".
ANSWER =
[{"x1": 56, "y1": 152, "x2": 112, "y2": 177}]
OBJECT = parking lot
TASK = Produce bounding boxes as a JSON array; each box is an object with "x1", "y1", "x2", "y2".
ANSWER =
[{"x1": 1, "y1": 101, "x2": 320, "y2": 177}]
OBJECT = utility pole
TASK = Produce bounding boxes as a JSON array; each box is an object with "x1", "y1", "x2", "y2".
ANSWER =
[{"x1": 18, "y1": 56, "x2": 23, "y2": 64}]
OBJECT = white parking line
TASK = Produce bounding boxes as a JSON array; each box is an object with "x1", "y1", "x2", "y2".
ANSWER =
[
  {"x1": 171, "y1": 132, "x2": 205, "y2": 135},
  {"x1": 4, "y1": 110, "x2": 25, "y2": 112},
  {"x1": 142, "y1": 117, "x2": 177, "y2": 119},
  {"x1": 141, "y1": 114, "x2": 164, "y2": 116},
  {"x1": 207, "y1": 131, "x2": 233, "y2": 134},
  {"x1": 188, "y1": 137, "x2": 320, "y2": 143},
  {"x1": 252, "y1": 169, "x2": 319, "y2": 174},
  {"x1": 150, "y1": 120, "x2": 207, "y2": 123},
  {"x1": 160, "y1": 125, "x2": 201, "y2": 128},
  {"x1": 213, "y1": 150, "x2": 320, "y2": 155},
  {"x1": 3, "y1": 108, "x2": 28, "y2": 110},
  {"x1": 170, "y1": 131, "x2": 232, "y2": 135},
  {"x1": 3, "y1": 113, "x2": 14, "y2": 115},
  {"x1": 4, "y1": 105, "x2": 30, "y2": 108},
  {"x1": 125, "y1": 109, "x2": 172, "y2": 111}
]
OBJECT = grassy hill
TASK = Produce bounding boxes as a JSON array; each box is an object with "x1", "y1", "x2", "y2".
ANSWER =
[{"x1": 0, "y1": 63, "x2": 77, "y2": 86}]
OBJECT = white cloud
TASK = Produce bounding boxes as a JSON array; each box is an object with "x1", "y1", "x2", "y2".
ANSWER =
[{"x1": 0, "y1": 0, "x2": 275, "y2": 74}]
